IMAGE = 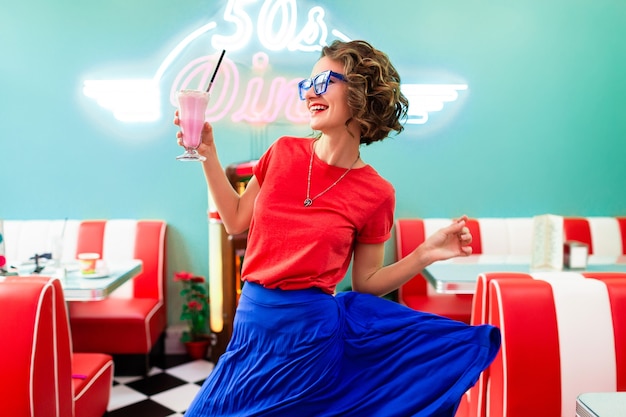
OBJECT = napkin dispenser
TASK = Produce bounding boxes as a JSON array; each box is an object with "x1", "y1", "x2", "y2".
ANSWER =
[{"x1": 564, "y1": 241, "x2": 588, "y2": 269}]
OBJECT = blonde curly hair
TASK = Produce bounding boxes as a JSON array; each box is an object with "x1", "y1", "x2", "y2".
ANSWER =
[{"x1": 320, "y1": 40, "x2": 409, "y2": 145}]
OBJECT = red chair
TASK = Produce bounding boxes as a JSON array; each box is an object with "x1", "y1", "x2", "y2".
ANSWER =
[
  {"x1": 68, "y1": 220, "x2": 167, "y2": 374},
  {"x1": 0, "y1": 276, "x2": 113, "y2": 417},
  {"x1": 486, "y1": 275, "x2": 626, "y2": 416},
  {"x1": 395, "y1": 218, "x2": 476, "y2": 323}
]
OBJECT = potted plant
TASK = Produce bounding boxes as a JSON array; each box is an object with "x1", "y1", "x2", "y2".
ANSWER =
[{"x1": 174, "y1": 271, "x2": 212, "y2": 359}]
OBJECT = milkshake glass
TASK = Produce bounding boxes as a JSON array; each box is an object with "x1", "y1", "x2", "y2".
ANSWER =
[{"x1": 177, "y1": 89, "x2": 210, "y2": 161}]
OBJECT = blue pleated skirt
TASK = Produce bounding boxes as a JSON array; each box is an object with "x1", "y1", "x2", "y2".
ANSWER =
[{"x1": 185, "y1": 282, "x2": 500, "y2": 416}]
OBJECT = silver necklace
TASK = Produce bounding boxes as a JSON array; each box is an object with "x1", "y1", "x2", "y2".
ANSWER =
[{"x1": 304, "y1": 140, "x2": 360, "y2": 207}]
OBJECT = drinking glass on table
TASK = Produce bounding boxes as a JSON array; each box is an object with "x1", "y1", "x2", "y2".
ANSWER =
[{"x1": 176, "y1": 89, "x2": 210, "y2": 161}]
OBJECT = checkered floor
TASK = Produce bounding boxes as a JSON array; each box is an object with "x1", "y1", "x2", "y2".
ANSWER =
[{"x1": 105, "y1": 355, "x2": 214, "y2": 416}]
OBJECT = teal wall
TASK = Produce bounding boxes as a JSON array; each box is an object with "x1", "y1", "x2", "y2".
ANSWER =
[{"x1": 2, "y1": 0, "x2": 625, "y2": 324}]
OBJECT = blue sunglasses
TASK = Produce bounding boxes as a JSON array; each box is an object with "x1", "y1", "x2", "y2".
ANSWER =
[{"x1": 298, "y1": 70, "x2": 346, "y2": 100}]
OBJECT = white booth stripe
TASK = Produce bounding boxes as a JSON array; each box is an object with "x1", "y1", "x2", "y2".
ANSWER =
[
  {"x1": 102, "y1": 220, "x2": 137, "y2": 261},
  {"x1": 477, "y1": 218, "x2": 509, "y2": 256},
  {"x1": 59, "y1": 220, "x2": 80, "y2": 263},
  {"x1": 588, "y1": 217, "x2": 623, "y2": 257},
  {"x1": 505, "y1": 218, "x2": 534, "y2": 257},
  {"x1": 547, "y1": 278, "x2": 616, "y2": 417},
  {"x1": 423, "y1": 218, "x2": 452, "y2": 240},
  {"x1": 103, "y1": 220, "x2": 137, "y2": 299}
]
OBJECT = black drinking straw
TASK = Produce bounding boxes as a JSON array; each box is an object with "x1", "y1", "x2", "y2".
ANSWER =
[{"x1": 207, "y1": 49, "x2": 226, "y2": 92}]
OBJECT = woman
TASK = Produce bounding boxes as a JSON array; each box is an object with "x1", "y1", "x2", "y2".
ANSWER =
[{"x1": 176, "y1": 40, "x2": 500, "y2": 416}]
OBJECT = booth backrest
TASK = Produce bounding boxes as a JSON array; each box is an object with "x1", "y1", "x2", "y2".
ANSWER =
[
  {"x1": 2, "y1": 219, "x2": 166, "y2": 300},
  {"x1": 486, "y1": 274, "x2": 626, "y2": 417},
  {"x1": 396, "y1": 216, "x2": 626, "y2": 302},
  {"x1": 0, "y1": 276, "x2": 73, "y2": 417},
  {"x1": 2, "y1": 219, "x2": 81, "y2": 265},
  {"x1": 396, "y1": 217, "x2": 534, "y2": 300},
  {"x1": 404, "y1": 217, "x2": 536, "y2": 258},
  {"x1": 563, "y1": 216, "x2": 626, "y2": 256}
]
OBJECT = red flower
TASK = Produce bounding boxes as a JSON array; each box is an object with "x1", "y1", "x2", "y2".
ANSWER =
[
  {"x1": 187, "y1": 300, "x2": 204, "y2": 311},
  {"x1": 174, "y1": 271, "x2": 194, "y2": 281}
]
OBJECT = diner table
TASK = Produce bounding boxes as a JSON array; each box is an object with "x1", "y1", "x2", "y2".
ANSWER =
[
  {"x1": 2, "y1": 259, "x2": 143, "y2": 301},
  {"x1": 423, "y1": 255, "x2": 626, "y2": 294},
  {"x1": 576, "y1": 392, "x2": 626, "y2": 417}
]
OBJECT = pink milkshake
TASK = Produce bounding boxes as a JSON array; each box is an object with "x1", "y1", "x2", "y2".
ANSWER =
[{"x1": 177, "y1": 89, "x2": 210, "y2": 161}]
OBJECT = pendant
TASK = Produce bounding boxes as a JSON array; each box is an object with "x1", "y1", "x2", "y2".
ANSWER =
[{"x1": 303, "y1": 198, "x2": 313, "y2": 207}]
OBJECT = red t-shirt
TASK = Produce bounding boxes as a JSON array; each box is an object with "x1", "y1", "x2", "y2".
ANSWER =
[{"x1": 241, "y1": 136, "x2": 395, "y2": 294}]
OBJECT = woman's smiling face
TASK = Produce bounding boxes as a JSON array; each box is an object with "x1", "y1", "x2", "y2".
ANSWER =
[{"x1": 303, "y1": 57, "x2": 352, "y2": 134}]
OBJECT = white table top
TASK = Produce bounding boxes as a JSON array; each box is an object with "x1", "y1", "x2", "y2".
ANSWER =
[
  {"x1": 7, "y1": 259, "x2": 143, "y2": 301},
  {"x1": 577, "y1": 392, "x2": 626, "y2": 417},
  {"x1": 423, "y1": 256, "x2": 626, "y2": 294}
]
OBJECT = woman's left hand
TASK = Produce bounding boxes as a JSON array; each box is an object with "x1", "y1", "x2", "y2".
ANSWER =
[{"x1": 421, "y1": 215, "x2": 473, "y2": 263}]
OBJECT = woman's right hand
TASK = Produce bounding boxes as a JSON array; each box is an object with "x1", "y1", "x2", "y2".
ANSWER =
[{"x1": 173, "y1": 110, "x2": 215, "y2": 152}]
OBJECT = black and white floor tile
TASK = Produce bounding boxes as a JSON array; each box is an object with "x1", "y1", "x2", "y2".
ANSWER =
[{"x1": 105, "y1": 355, "x2": 214, "y2": 417}]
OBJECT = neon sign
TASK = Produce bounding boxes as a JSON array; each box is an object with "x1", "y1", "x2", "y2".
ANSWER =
[
  {"x1": 82, "y1": 0, "x2": 466, "y2": 126},
  {"x1": 403, "y1": 84, "x2": 468, "y2": 125}
]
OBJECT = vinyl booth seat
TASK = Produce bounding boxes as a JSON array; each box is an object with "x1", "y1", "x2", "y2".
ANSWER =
[
  {"x1": 3, "y1": 219, "x2": 168, "y2": 374},
  {"x1": 0, "y1": 276, "x2": 113, "y2": 417},
  {"x1": 465, "y1": 271, "x2": 626, "y2": 417}
]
